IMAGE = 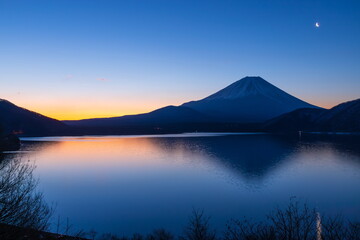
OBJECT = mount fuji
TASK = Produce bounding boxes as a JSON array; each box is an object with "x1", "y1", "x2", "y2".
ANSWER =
[
  {"x1": 64, "y1": 77, "x2": 321, "y2": 130},
  {"x1": 182, "y1": 76, "x2": 321, "y2": 123},
  {"x1": 2, "y1": 77, "x2": 359, "y2": 136}
]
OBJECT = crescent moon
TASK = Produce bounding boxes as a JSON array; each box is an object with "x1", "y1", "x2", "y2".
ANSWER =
[{"x1": 315, "y1": 22, "x2": 320, "y2": 27}]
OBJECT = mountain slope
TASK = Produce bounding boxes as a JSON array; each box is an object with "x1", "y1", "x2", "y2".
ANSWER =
[
  {"x1": 0, "y1": 99, "x2": 68, "y2": 136},
  {"x1": 315, "y1": 98, "x2": 360, "y2": 132},
  {"x1": 64, "y1": 106, "x2": 211, "y2": 127},
  {"x1": 264, "y1": 98, "x2": 360, "y2": 132},
  {"x1": 263, "y1": 108, "x2": 326, "y2": 132},
  {"x1": 182, "y1": 76, "x2": 321, "y2": 122},
  {"x1": 65, "y1": 76, "x2": 321, "y2": 130}
]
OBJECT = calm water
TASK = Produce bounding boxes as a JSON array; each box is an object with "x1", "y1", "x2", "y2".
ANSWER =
[{"x1": 3, "y1": 133, "x2": 360, "y2": 235}]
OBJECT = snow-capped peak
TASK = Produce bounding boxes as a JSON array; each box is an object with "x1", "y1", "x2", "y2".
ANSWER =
[{"x1": 205, "y1": 76, "x2": 285, "y2": 100}]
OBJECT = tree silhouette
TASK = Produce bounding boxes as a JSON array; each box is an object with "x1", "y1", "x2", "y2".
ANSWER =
[{"x1": 0, "y1": 157, "x2": 52, "y2": 230}]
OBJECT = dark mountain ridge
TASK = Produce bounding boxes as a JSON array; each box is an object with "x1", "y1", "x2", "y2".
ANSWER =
[
  {"x1": 0, "y1": 99, "x2": 69, "y2": 136},
  {"x1": 315, "y1": 98, "x2": 360, "y2": 131},
  {"x1": 64, "y1": 106, "x2": 212, "y2": 127},
  {"x1": 264, "y1": 98, "x2": 360, "y2": 132}
]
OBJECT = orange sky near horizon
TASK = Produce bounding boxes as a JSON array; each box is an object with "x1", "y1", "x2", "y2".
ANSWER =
[
  {"x1": 25, "y1": 103, "x2": 169, "y2": 121},
  {"x1": 6, "y1": 95, "x2": 344, "y2": 121},
  {"x1": 6, "y1": 96, "x2": 184, "y2": 120}
]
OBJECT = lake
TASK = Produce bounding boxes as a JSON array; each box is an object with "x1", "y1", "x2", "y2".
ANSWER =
[{"x1": 3, "y1": 133, "x2": 360, "y2": 236}]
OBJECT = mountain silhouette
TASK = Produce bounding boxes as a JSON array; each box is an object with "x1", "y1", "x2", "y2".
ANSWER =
[
  {"x1": 64, "y1": 106, "x2": 210, "y2": 127},
  {"x1": 182, "y1": 76, "x2": 321, "y2": 122},
  {"x1": 0, "y1": 99, "x2": 68, "y2": 136},
  {"x1": 263, "y1": 108, "x2": 326, "y2": 132},
  {"x1": 1, "y1": 77, "x2": 358, "y2": 136},
  {"x1": 66, "y1": 77, "x2": 320, "y2": 129},
  {"x1": 315, "y1": 98, "x2": 360, "y2": 131},
  {"x1": 264, "y1": 98, "x2": 360, "y2": 132}
]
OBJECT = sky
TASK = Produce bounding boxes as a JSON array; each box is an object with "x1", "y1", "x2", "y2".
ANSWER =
[{"x1": 1, "y1": 0, "x2": 360, "y2": 120}]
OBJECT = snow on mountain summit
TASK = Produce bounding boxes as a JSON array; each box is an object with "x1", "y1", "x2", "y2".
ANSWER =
[
  {"x1": 182, "y1": 76, "x2": 321, "y2": 123},
  {"x1": 205, "y1": 76, "x2": 295, "y2": 101}
]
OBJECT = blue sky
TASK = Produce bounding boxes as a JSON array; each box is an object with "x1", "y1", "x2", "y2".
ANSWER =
[{"x1": 1, "y1": 0, "x2": 359, "y2": 119}]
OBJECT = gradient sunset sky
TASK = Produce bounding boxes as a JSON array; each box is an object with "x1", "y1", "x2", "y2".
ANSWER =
[{"x1": 1, "y1": 0, "x2": 360, "y2": 120}]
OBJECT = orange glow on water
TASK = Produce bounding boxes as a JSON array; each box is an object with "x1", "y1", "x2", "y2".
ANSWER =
[
  {"x1": 27, "y1": 137, "x2": 202, "y2": 169},
  {"x1": 33, "y1": 138, "x2": 163, "y2": 162}
]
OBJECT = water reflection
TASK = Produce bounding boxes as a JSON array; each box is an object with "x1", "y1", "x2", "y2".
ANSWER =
[
  {"x1": 150, "y1": 135, "x2": 299, "y2": 181},
  {"x1": 19, "y1": 135, "x2": 301, "y2": 184},
  {"x1": 4, "y1": 134, "x2": 360, "y2": 235}
]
